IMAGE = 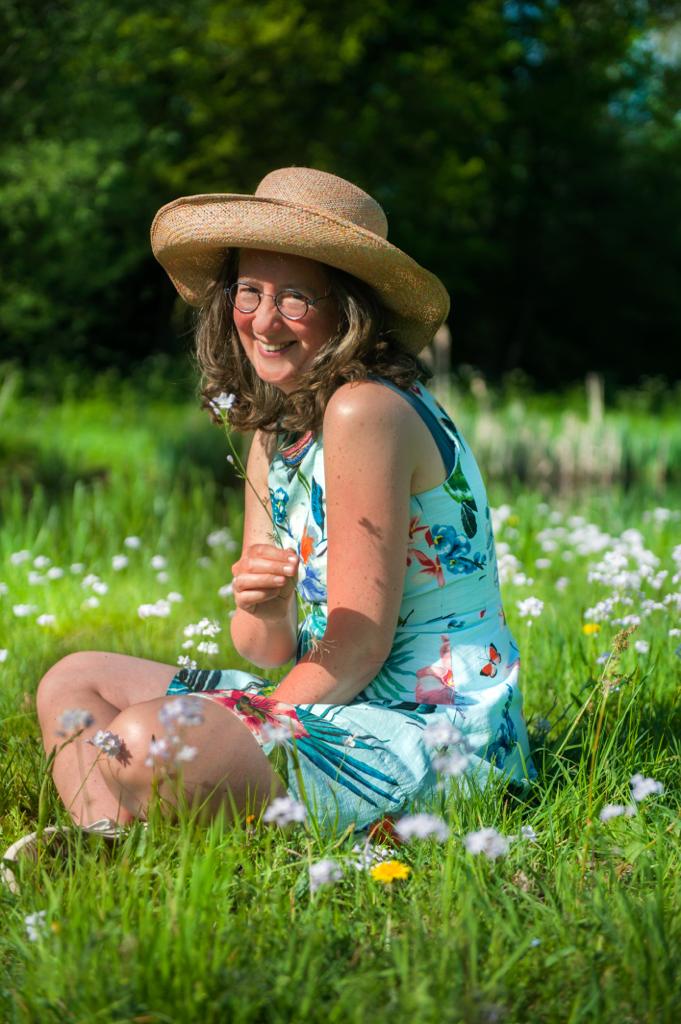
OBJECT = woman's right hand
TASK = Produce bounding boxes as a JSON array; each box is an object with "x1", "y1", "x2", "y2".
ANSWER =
[{"x1": 231, "y1": 544, "x2": 299, "y2": 618}]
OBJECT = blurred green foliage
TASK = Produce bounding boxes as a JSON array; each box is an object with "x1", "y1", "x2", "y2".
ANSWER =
[{"x1": 1, "y1": 0, "x2": 681, "y2": 386}]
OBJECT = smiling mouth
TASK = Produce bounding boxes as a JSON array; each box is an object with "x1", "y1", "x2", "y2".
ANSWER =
[{"x1": 259, "y1": 340, "x2": 296, "y2": 353}]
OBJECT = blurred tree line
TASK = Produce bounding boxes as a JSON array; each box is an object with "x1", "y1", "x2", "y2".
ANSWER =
[{"x1": 1, "y1": 0, "x2": 680, "y2": 389}]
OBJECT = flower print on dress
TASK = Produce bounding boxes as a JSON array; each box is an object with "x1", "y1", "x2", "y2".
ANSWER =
[
  {"x1": 407, "y1": 513, "x2": 444, "y2": 587},
  {"x1": 415, "y1": 636, "x2": 475, "y2": 714},
  {"x1": 432, "y1": 524, "x2": 487, "y2": 577},
  {"x1": 299, "y1": 562, "x2": 326, "y2": 603},
  {"x1": 269, "y1": 486, "x2": 289, "y2": 526},
  {"x1": 202, "y1": 690, "x2": 309, "y2": 742},
  {"x1": 485, "y1": 685, "x2": 518, "y2": 769}
]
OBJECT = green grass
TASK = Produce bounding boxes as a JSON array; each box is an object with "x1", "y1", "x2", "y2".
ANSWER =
[{"x1": 0, "y1": 378, "x2": 679, "y2": 1023}]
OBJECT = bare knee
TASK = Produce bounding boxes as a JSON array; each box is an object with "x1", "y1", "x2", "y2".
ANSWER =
[
  {"x1": 98, "y1": 705, "x2": 157, "y2": 805},
  {"x1": 36, "y1": 651, "x2": 107, "y2": 724}
]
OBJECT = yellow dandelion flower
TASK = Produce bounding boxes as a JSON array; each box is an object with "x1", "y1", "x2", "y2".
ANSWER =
[
  {"x1": 582, "y1": 623, "x2": 601, "y2": 636},
  {"x1": 370, "y1": 859, "x2": 411, "y2": 884},
  {"x1": 507, "y1": 514, "x2": 520, "y2": 527}
]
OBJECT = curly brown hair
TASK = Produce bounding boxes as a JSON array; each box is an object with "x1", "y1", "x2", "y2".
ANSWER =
[{"x1": 194, "y1": 249, "x2": 431, "y2": 435}]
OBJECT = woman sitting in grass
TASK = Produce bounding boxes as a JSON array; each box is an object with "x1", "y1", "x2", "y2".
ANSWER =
[{"x1": 35, "y1": 167, "x2": 535, "y2": 836}]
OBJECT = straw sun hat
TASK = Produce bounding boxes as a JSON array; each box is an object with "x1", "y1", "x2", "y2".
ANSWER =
[{"x1": 150, "y1": 166, "x2": 450, "y2": 354}]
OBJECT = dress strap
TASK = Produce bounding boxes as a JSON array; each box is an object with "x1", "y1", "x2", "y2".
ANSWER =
[{"x1": 367, "y1": 376, "x2": 457, "y2": 476}]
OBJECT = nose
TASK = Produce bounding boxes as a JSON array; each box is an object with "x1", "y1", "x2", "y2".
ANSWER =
[{"x1": 251, "y1": 293, "x2": 287, "y2": 335}]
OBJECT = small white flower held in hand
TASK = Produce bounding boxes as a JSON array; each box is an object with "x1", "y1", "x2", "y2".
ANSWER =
[
  {"x1": 263, "y1": 796, "x2": 307, "y2": 827},
  {"x1": 630, "y1": 773, "x2": 665, "y2": 802},
  {"x1": 159, "y1": 697, "x2": 205, "y2": 730},
  {"x1": 25, "y1": 910, "x2": 48, "y2": 942},
  {"x1": 209, "y1": 392, "x2": 236, "y2": 416},
  {"x1": 395, "y1": 813, "x2": 449, "y2": 842},
  {"x1": 88, "y1": 729, "x2": 124, "y2": 758},
  {"x1": 463, "y1": 827, "x2": 510, "y2": 860},
  {"x1": 309, "y1": 858, "x2": 343, "y2": 893},
  {"x1": 599, "y1": 803, "x2": 636, "y2": 822},
  {"x1": 57, "y1": 708, "x2": 95, "y2": 736}
]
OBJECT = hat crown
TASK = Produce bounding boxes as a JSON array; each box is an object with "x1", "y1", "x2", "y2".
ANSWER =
[{"x1": 255, "y1": 167, "x2": 389, "y2": 240}]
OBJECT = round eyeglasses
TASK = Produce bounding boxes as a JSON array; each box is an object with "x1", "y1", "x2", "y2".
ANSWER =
[{"x1": 225, "y1": 282, "x2": 332, "y2": 321}]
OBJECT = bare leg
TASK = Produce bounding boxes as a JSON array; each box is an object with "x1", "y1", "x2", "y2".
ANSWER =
[
  {"x1": 36, "y1": 651, "x2": 178, "y2": 826},
  {"x1": 99, "y1": 697, "x2": 286, "y2": 822}
]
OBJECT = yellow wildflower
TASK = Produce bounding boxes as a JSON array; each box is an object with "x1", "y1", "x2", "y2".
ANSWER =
[
  {"x1": 582, "y1": 623, "x2": 601, "y2": 636},
  {"x1": 507, "y1": 514, "x2": 520, "y2": 527},
  {"x1": 370, "y1": 860, "x2": 411, "y2": 884}
]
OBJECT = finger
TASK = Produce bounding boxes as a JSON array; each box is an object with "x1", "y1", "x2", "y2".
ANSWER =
[
  {"x1": 238, "y1": 590, "x2": 285, "y2": 611},
  {"x1": 249, "y1": 545, "x2": 299, "y2": 564},
  {"x1": 233, "y1": 573, "x2": 288, "y2": 594},
  {"x1": 244, "y1": 558, "x2": 298, "y2": 577}
]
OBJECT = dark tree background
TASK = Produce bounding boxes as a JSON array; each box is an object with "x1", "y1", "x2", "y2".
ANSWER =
[{"x1": 1, "y1": 0, "x2": 680, "y2": 388}]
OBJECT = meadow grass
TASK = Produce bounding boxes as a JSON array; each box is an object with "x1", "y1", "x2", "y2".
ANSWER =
[{"x1": 0, "y1": 380, "x2": 679, "y2": 1023}]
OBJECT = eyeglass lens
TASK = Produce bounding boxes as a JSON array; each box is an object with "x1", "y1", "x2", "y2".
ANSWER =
[{"x1": 229, "y1": 283, "x2": 309, "y2": 320}]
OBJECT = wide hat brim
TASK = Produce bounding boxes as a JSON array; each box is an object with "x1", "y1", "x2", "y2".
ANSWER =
[{"x1": 150, "y1": 193, "x2": 450, "y2": 354}]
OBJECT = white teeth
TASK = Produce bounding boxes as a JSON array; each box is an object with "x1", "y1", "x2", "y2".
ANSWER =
[{"x1": 261, "y1": 341, "x2": 294, "y2": 352}]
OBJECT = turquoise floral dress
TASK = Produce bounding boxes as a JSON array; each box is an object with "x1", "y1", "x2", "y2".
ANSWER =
[{"x1": 167, "y1": 379, "x2": 535, "y2": 833}]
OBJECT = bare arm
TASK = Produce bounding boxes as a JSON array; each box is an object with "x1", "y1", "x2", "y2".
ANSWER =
[
  {"x1": 270, "y1": 381, "x2": 414, "y2": 705},
  {"x1": 229, "y1": 430, "x2": 299, "y2": 668}
]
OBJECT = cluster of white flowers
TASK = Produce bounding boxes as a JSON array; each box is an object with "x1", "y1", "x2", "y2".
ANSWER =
[
  {"x1": 88, "y1": 729, "x2": 124, "y2": 758},
  {"x1": 57, "y1": 708, "x2": 95, "y2": 736},
  {"x1": 182, "y1": 618, "x2": 222, "y2": 653},
  {"x1": 516, "y1": 596, "x2": 544, "y2": 621},
  {"x1": 395, "y1": 813, "x2": 449, "y2": 842},
  {"x1": 138, "y1": 599, "x2": 172, "y2": 619},
  {"x1": 25, "y1": 910, "x2": 48, "y2": 942},
  {"x1": 263, "y1": 796, "x2": 307, "y2": 826},
  {"x1": 630, "y1": 773, "x2": 665, "y2": 801},
  {"x1": 348, "y1": 841, "x2": 393, "y2": 871},
  {"x1": 207, "y1": 528, "x2": 237, "y2": 551},
  {"x1": 309, "y1": 858, "x2": 344, "y2": 893},
  {"x1": 463, "y1": 826, "x2": 510, "y2": 860},
  {"x1": 146, "y1": 697, "x2": 205, "y2": 768}
]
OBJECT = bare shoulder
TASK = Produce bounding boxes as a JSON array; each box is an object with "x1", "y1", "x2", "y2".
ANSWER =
[{"x1": 323, "y1": 380, "x2": 414, "y2": 439}]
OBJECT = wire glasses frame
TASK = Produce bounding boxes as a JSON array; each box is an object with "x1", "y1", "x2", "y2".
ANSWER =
[{"x1": 224, "y1": 282, "x2": 332, "y2": 321}]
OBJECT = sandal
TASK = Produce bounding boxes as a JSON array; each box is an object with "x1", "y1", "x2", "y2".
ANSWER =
[{"x1": 1, "y1": 818, "x2": 145, "y2": 894}]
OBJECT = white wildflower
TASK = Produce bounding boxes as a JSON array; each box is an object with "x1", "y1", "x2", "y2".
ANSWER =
[
  {"x1": 518, "y1": 825, "x2": 537, "y2": 842},
  {"x1": 82, "y1": 596, "x2": 100, "y2": 609},
  {"x1": 167, "y1": 592, "x2": 183, "y2": 603},
  {"x1": 46, "y1": 567, "x2": 64, "y2": 580},
  {"x1": 309, "y1": 858, "x2": 343, "y2": 893},
  {"x1": 57, "y1": 708, "x2": 95, "y2": 736},
  {"x1": 207, "y1": 528, "x2": 237, "y2": 549},
  {"x1": 555, "y1": 577, "x2": 569, "y2": 592},
  {"x1": 349, "y1": 842, "x2": 393, "y2": 871},
  {"x1": 669, "y1": 628, "x2": 681, "y2": 637},
  {"x1": 0, "y1": 582, "x2": 8, "y2": 595},
  {"x1": 33, "y1": 555, "x2": 51, "y2": 569},
  {"x1": 150, "y1": 555, "x2": 167, "y2": 570},
  {"x1": 25, "y1": 910, "x2": 48, "y2": 942},
  {"x1": 599, "y1": 803, "x2": 636, "y2": 822},
  {"x1": 123, "y1": 536, "x2": 142, "y2": 549},
  {"x1": 176, "y1": 655, "x2": 198, "y2": 670},
  {"x1": 422, "y1": 719, "x2": 463, "y2": 749},
  {"x1": 88, "y1": 729, "x2": 124, "y2": 757},
  {"x1": 196, "y1": 641, "x2": 219, "y2": 656},
  {"x1": 175, "y1": 745, "x2": 198, "y2": 763},
  {"x1": 595, "y1": 652, "x2": 611, "y2": 665},
  {"x1": 159, "y1": 697, "x2": 205, "y2": 729},
  {"x1": 12, "y1": 604, "x2": 38, "y2": 617},
  {"x1": 630, "y1": 773, "x2": 664, "y2": 802},
  {"x1": 431, "y1": 748, "x2": 471, "y2": 776},
  {"x1": 463, "y1": 827, "x2": 510, "y2": 860},
  {"x1": 209, "y1": 392, "x2": 236, "y2": 415},
  {"x1": 516, "y1": 597, "x2": 544, "y2": 620},
  {"x1": 0, "y1": 649, "x2": 8, "y2": 663},
  {"x1": 534, "y1": 558, "x2": 551, "y2": 570},
  {"x1": 112, "y1": 554, "x2": 129, "y2": 571},
  {"x1": 218, "y1": 583, "x2": 234, "y2": 598},
  {"x1": 634, "y1": 640, "x2": 649, "y2": 654},
  {"x1": 261, "y1": 721, "x2": 293, "y2": 744},
  {"x1": 263, "y1": 796, "x2": 307, "y2": 826},
  {"x1": 156, "y1": 571, "x2": 170, "y2": 584},
  {"x1": 145, "y1": 737, "x2": 171, "y2": 767},
  {"x1": 70, "y1": 563, "x2": 85, "y2": 574},
  {"x1": 137, "y1": 600, "x2": 171, "y2": 618},
  {"x1": 395, "y1": 813, "x2": 449, "y2": 842},
  {"x1": 28, "y1": 572, "x2": 46, "y2": 586},
  {"x1": 181, "y1": 639, "x2": 194, "y2": 649},
  {"x1": 36, "y1": 614, "x2": 56, "y2": 627},
  {"x1": 10, "y1": 550, "x2": 31, "y2": 565}
]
